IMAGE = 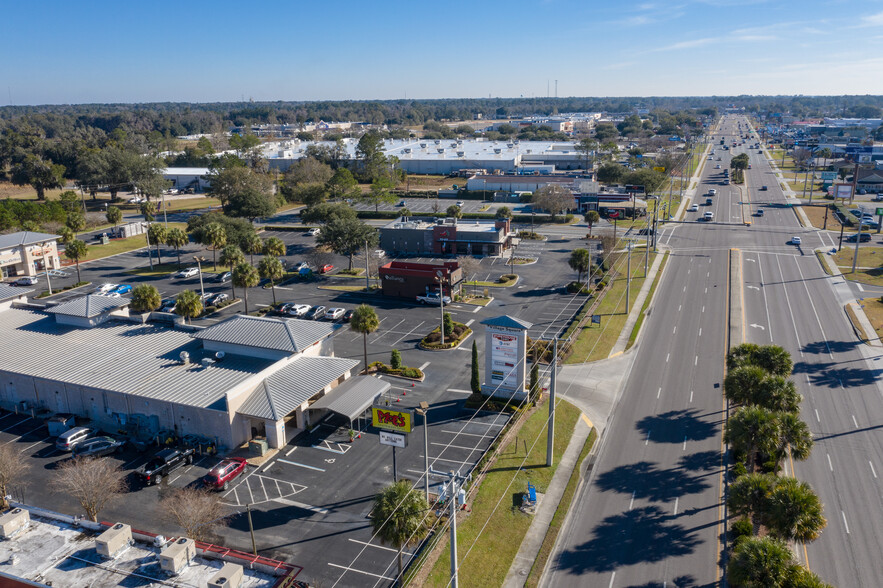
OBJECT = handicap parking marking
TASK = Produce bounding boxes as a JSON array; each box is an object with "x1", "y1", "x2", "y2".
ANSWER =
[
  {"x1": 312, "y1": 440, "x2": 352, "y2": 455},
  {"x1": 221, "y1": 473, "x2": 308, "y2": 507}
]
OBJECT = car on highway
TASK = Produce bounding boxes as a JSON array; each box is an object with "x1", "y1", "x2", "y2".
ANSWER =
[
  {"x1": 708, "y1": 189, "x2": 716, "y2": 196},
  {"x1": 715, "y1": 164, "x2": 721, "y2": 169},
  {"x1": 108, "y1": 284, "x2": 133, "y2": 296},
  {"x1": 305, "y1": 305, "x2": 326, "y2": 320},
  {"x1": 71, "y1": 436, "x2": 125, "y2": 458},
  {"x1": 846, "y1": 233, "x2": 871, "y2": 243},
  {"x1": 324, "y1": 308, "x2": 346, "y2": 321},
  {"x1": 308, "y1": 228, "x2": 321, "y2": 236},
  {"x1": 203, "y1": 457, "x2": 248, "y2": 491},
  {"x1": 319, "y1": 264, "x2": 334, "y2": 274},
  {"x1": 755, "y1": 209, "x2": 765, "y2": 217},
  {"x1": 175, "y1": 267, "x2": 200, "y2": 278},
  {"x1": 12, "y1": 276, "x2": 39, "y2": 286},
  {"x1": 207, "y1": 292, "x2": 229, "y2": 306},
  {"x1": 703, "y1": 211, "x2": 714, "y2": 221},
  {"x1": 688, "y1": 204, "x2": 699, "y2": 212},
  {"x1": 760, "y1": 185, "x2": 768, "y2": 191},
  {"x1": 791, "y1": 236, "x2": 802, "y2": 245},
  {"x1": 214, "y1": 271, "x2": 232, "y2": 283}
]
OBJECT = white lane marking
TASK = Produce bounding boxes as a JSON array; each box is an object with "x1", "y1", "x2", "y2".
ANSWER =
[
  {"x1": 842, "y1": 511, "x2": 850, "y2": 534},
  {"x1": 871, "y1": 462, "x2": 878, "y2": 479},
  {"x1": 645, "y1": 431, "x2": 651, "y2": 445},
  {"x1": 277, "y1": 459, "x2": 325, "y2": 472},
  {"x1": 792, "y1": 257, "x2": 833, "y2": 358},
  {"x1": 694, "y1": 355, "x2": 698, "y2": 366},
  {"x1": 666, "y1": 353, "x2": 670, "y2": 362},
  {"x1": 465, "y1": 319, "x2": 474, "y2": 327},
  {"x1": 701, "y1": 306, "x2": 705, "y2": 313},
  {"x1": 689, "y1": 390, "x2": 694, "y2": 403},
  {"x1": 699, "y1": 328, "x2": 702, "y2": 337},
  {"x1": 707, "y1": 271, "x2": 710, "y2": 277},
  {"x1": 262, "y1": 461, "x2": 274, "y2": 473},
  {"x1": 673, "y1": 497, "x2": 679, "y2": 515},
  {"x1": 673, "y1": 326, "x2": 677, "y2": 334},
  {"x1": 705, "y1": 287, "x2": 708, "y2": 294},
  {"x1": 678, "y1": 304, "x2": 682, "y2": 312},
  {"x1": 347, "y1": 538, "x2": 414, "y2": 555},
  {"x1": 19, "y1": 436, "x2": 52, "y2": 453},
  {"x1": 827, "y1": 454, "x2": 833, "y2": 472},
  {"x1": 418, "y1": 361, "x2": 431, "y2": 371},
  {"x1": 609, "y1": 572, "x2": 616, "y2": 588},
  {"x1": 327, "y1": 563, "x2": 394, "y2": 581},
  {"x1": 657, "y1": 387, "x2": 662, "y2": 399},
  {"x1": 431, "y1": 442, "x2": 482, "y2": 451},
  {"x1": 774, "y1": 254, "x2": 803, "y2": 356},
  {"x1": 683, "y1": 436, "x2": 687, "y2": 450},
  {"x1": 447, "y1": 388, "x2": 474, "y2": 394},
  {"x1": 441, "y1": 430, "x2": 495, "y2": 438},
  {"x1": 815, "y1": 409, "x2": 820, "y2": 423},
  {"x1": 683, "y1": 286, "x2": 686, "y2": 292},
  {"x1": 852, "y1": 415, "x2": 858, "y2": 428},
  {"x1": 285, "y1": 446, "x2": 297, "y2": 456},
  {"x1": 629, "y1": 491, "x2": 635, "y2": 511}
]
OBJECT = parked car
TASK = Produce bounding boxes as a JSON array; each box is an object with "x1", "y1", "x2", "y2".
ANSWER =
[
  {"x1": 93, "y1": 283, "x2": 118, "y2": 295},
  {"x1": 343, "y1": 309, "x2": 355, "y2": 322},
  {"x1": 128, "y1": 197, "x2": 143, "y2": 204},
  {"x1": 203, "y1": 457, "x2": 248, "y2": 491},
  {"x1": 319, "y1": 264, "x2": 334, "y2": 274},
  {"x1": 456, "y1": 200, "x2": 465, "y2": 207},
  {"x1": 175, "y1": 267, "x2": 200, "y2": 278},
  {"x1": 56, "y1": 427, "x2": 93, "y2": 452},
  {"x1": 324, "y1": 308, "x2": 346, "y2": 321},
  {"x1": 12, "y1": 276, "x2": 38, "y2": 286},
  {"x1": 849, "y1": 209, "x2": 863, "y2": 218},
  {"x1": 282, "y1": 303, "x2": 310, "y2": 317},
  {"x1": 72, "y1": 436, "x2": 125, "y2": 458},
  {"x1": 292, "y1": 262, "x2": 310, "y2": 272},
  {"x1": 136, "y1": 447, "x2": 195, "y2": 486},
  {"x1": 109, "y1": 284, "x2": 132, "y2": 296},
  {"x1": 416, "y1": 292, "x2": 452, "y2": 305},
  {"x1": 214, "y1": 271, "x2": 232, "y2": 283},
  {"x1": 374, "y1": 250, "x2": 386, "y2": 258},
  {"x1": 160, "y1": 299, "x2": 176, "y2": 313},
  {"x1": 207, "y1": 292, "x2": 229, "y2": 306},
  {"x1": 846, "y1": 233, "x2": 872, "y2": 243},
  {"x1": 305, "y1": 305, "x2": 326, "y2": 320},
  {"x1": 308, "y1": 228, "x2": 321, "y2": 236}
]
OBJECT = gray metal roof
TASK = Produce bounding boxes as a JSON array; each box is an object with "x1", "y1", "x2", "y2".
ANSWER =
[
  {"x1": 0, "y1": 309, "x2": 274, "y2": 410},
  {"x1": 193, "y1": 315, "x2": 337, "y2": 354},
  {"x1": 307, "y1": 376, "x2": 390, "y2": 421},
  {"x1": 0, "y1": 231, "x2": 60, "y2": 249},
  {"x1": 480, "y1": 315, "x2": 533, "y2": 330},
  {"x1": 237, "y1": 356, "x2": 358, "y2": 420},
  {"x1": 0, "y1": 284, "x2": 32, "y2": 301},
  {"x1": 45, "y1": 294, "x2": 130, "y2": 318}
]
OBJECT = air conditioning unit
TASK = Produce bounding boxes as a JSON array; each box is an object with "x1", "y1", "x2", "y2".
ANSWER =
[
  {"x1": 160, "y1": 537, "x2": 196, "y2": 575},
  {"x1": 95, "y1": 523, "x2": 132, "y2": 558},
  {"x1": 208, "y1": 563, "x2": 244, "y2": 588},
  {"x1": 0, "y1": 508, "x2": 29, "y2": 539}
]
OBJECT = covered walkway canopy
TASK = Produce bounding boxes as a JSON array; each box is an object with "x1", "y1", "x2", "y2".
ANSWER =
[{"x1": 308, "y1": 376, "x2": 390, "y2": 422}]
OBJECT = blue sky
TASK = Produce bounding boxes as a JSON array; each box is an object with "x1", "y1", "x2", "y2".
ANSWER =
[{"x1": 1, "y1": 0, "x2": 881, "y2": 105}]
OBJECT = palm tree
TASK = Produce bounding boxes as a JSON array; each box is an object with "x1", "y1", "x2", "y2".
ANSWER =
[
  {"x1": 232, "y1": 262, "x2": 259, "y2": 314},
  {"x1": 727, "y1": 536, "x2": 796, "y2": 588},
  {"x1": 174, "y1": 289, "x2": 203, "y2": 324},
  {"x1": 350, "y1": 304, "x2": 379, "y2": 374},
  {"x1": 220, "y1": 245, "x2": 245, "y2": 299},
  {"x1": 165, "y1": 228, "x2": 189, "y2": 267},
  {"x1": 243, "y1": 233, "x2": 264, "y2": 265},
  {"x1": 758, "y1": 376, "x2": 801, "y2": 413},
  {"x1": 774, "y1": 411, "x2": 813, "y2": 462},
  {"x1": 148, "y1": 223, "x2": 167, "y2": 265},
  {"x1": 369, "y1": 480, "x2": 429, "y2": 585},
  {"x1": 204, "y1": 222, "x2": 227, "y2": 270},
  {"x1": 568, "y1": 249, "x2": 590, "y2": 284},
  {"x1": 130, "y1": 284, "x2": 161, "y2": 312},
  {"x1": 727, "y1": 472, "x2": 775, "y2": 535},
  {"x1": 727, "y1": 343, "x2": 762, "y2": 371},
  {"x1": 263, "y1": 236, "x2": 286, "y2": 258},
  {"x1": 724, "y1": 365, "x2": 766, "y2": 406},
  {"x1": 755, "y1": 345, "x2": 793, "y2": 377},
  {"x1": 766, "y1": 477, "x2": 826, "y2": 543},
  {"x1": 258, "y1": 256, "x2": 284, "y2": 305},
  {"x1": 106, "y1": 205, "x2": 122, "y2": 230},
  {"x1": 584, "y1": 210, "x2": 600, "y2": 238},
  {"x1": 66, "y1": 212, "x2": 86, "y2": 236},
  {"x1": 725, "y1": 406, "x2": 778, "y2": 471},
  {"x1": 64, "y1": 239, "x2": 87, "y2": 283}
]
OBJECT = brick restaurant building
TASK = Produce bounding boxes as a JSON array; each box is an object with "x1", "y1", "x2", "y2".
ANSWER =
[
  {"x1": 378, "y1": 261, "x2": 463, "y2": 299},
  {"x1": 378, "y1": 217, "x2": 513, "y2": 257}
]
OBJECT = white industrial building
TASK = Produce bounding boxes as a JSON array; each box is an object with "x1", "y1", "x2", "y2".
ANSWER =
[
  {"x1": 0, "y1": 305, "x2": 389, "y2": 452},
  {"x1": 162, "y1": 167, "x2": 211, "y2": 192}
]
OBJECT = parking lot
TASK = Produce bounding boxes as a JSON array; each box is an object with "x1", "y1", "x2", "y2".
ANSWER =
[{"x1": 4, "y1": 216, "x2": 593, "y2": 586}]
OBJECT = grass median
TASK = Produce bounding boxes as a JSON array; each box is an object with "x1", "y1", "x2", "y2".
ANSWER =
[
  {"x1": 69, "y1": 224, "x2": 188, "y2": 264},
  {"x1": 831, "y1": 247, "x2": 883, "y2": 287},
  {"x1": 423, "y1": 399, "x2": 580, "y2": 587}
]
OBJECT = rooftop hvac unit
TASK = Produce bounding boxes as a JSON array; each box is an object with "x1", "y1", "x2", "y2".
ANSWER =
[
  {"x1": 160, "y1": 537, "x2": 196, "y2": 575},
  {"x1": 95, "y1": 523, "x2": 132, "y2": 559},
  {"x1": 457, "y1": 152, "x2": 465, "y2": 157},
  {"x1": 450, "y1": 143, "x2": 457, "y2": 148},
  {"x1": 507, "y1": 143, "x2": 514, "y2": 148},
  {"x1": 208, "y1": 563, "x2": 244, "y2": 588},
  {"x1": 0, "y1": 508, "x2": 29, "y2": 539},
  {"x1": 434, "y1": 140, "x2": 441, "y2": 144},
  {"x1": 420, "y1": 143, "x2": 426, "y2": 148},
  {"x1": 403, "y1": 148, "x2": 411, "y2": 153},
  {"x1": 393, "y1": 223, "x2": 403, "y2": 229},
  {"x1": 494, "y1": 149, "x2": 502, "y2": 154}
]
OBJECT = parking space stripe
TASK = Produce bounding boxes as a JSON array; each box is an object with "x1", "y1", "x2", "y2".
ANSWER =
[
  {"x1": 327, "y1": 562, "x2": 394, "y2": 581},
  {"x1": 4, "y1": 424, "x2": 45, "y2": 445},
  {"x1": 431, "y1": 441, "x2": 483, "y2": 451},
  {"x1": 275, "y1": 497, "x2": 329, "y2": 514},
  {"x1": 347, "y1": 538, "x2": 414, "y2": 555},
  {"x1": 440, "y1": 430, "x2": 496, "y2": 438},
  {"x1": 1, "y1": 417, "x2": 30, "y2": 434},
  {"x1": 421, "y1": 454, "x2": 474, "y2": 465},
  {"x1": 19, "y1": 436, "x2": 52, "y2": 453},
  {"x1": 277, "y1": 458, "x2": 325, "y2": 472}
]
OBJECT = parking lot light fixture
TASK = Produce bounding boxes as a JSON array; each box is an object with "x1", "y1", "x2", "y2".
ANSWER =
[
  {"x1": 41, "y1": 241, "x2": 53, "y2": 295},
  {"x1": 193, "y1": 256, "x2": 206, "y2": 302},
  {"x1": 416, "y1": 402, "x2": 431, "y2": 502}
]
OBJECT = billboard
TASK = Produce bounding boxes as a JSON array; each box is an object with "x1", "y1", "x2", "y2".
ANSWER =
[
  {"x1": 834, "y1": 184, "x2": 854, "y2": 200},
  {"x1": 821, "y1": 172, "x2": 837, "y2": 181},
  {"x1": 379, "y1": 431, "x2": 407, "y2": 448},
  {"x1": 372, "y1": 407, "x2": 413, "y2": 433},
  {"x1": 490, "y1": 333, "x2": 519, "y2": 389}
]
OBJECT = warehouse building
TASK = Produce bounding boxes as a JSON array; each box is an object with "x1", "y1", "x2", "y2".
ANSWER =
[
  {"x1": 162, "y1": 167, "x2": 211, "y2": 192},
  {"x1": 0, "y1": 308, "x2": 389, "y2": 451},
  {"x1": 379, "y1": 217, "x2": 513, "y2": 257},
  {"x1": 0, "y1": 231, "x2": 60, "y2": 279}
]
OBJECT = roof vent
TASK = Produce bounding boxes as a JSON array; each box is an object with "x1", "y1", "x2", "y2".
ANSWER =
[
  {"x1": 179, "y1": 352, "x2": 190, "y2": 366},
  {"x1": 201, "y1": 358, "x2": 215, "y2": 368},
  {"x1": 215, "y1": 351, "x2": 226, "y2": 361}
]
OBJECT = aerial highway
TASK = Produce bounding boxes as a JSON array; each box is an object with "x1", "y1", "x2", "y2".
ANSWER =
[{"x1": 544, "y1": 114, "x2": 883, "y2": 587}]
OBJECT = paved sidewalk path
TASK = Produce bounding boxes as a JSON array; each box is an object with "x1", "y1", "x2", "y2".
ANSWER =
[{"x1": 501, "y1": 415, "x2": 593, "y2": 588}]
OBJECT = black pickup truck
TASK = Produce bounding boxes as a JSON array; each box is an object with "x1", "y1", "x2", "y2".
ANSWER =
[{"x1": 136, "y1": 448, "x2": 195, "y2": 486}]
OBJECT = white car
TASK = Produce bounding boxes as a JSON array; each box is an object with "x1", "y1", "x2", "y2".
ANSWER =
[
  {"x1": 374, "y1": 249, "x2": 386, "y2": 258},
  {"x1": 175, "y1": 267, "x2": 200, "y2": 278},
  {"x1": 703, "y1": 211, "x2": 714, "y2": 221},
  {"x1": 708, "y1": 189, "x2": 717, "y2": 196},
  {"x1": 791, "y1": 236, "x2": 801, "y2": 245},
  {"x1": 688, "y1": 204, "x2": 699, "y2": 212},
  {"x1": 128, "y1": 197, "x2": 143, "y2": 204},
  {"x1": 308, "y1": 228, "x2": 321, "y2": 236},
  {"x1": 282, "y1": 303, "x2": 310, "y2": 317},
  {"x1": 324, "y1": 308, "x2": 346, "y2": 321},
  {"x1": 456, "y1": 201, "x2": 465, "y2": 207},
  {"x1": 715, "y1": 164, "x2": 721, "y2": 169},
  {"x1": 94, "y1": 283, "x2": 118, "y2": 295}
]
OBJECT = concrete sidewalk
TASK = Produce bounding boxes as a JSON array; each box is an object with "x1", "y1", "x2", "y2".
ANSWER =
[{"x1": 501, "y1": 415, "x2": 594, "y2": 588}]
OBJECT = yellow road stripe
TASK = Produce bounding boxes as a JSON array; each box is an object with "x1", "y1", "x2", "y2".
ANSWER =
[{"x1": 580, "y1": 413, "x2": 593, "y2": 429}]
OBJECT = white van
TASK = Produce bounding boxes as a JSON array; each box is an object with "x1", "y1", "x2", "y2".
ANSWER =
[{"x1": 704, "y1": 211, "x2": 714, "y2": 221}]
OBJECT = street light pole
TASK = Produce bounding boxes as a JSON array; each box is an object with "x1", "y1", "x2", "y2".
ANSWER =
[
  {"x1": 40, "y1": 242, "x2": 53, "y2": 296},
  {"x1": 626, "y1": 243, "x2": 632, "y2": 313},
  {"x1": 436, "y1": 271, "x2": 445, "y2": 346},
  {"x1": 417, "y1": 402, "x2": 430, "y2": 502},
  {"x1": 365, "y1": 238, "x2": 370, "y2": 292},
  {"x1": 246, "y1": 503, "x2": 258, "y2": 556},
  {"x1": 194, "y1": 256, "x2": 206, "y2": 301},
  {"x1": 546, "y1": 338, "x2": 557, "y2": 467}
]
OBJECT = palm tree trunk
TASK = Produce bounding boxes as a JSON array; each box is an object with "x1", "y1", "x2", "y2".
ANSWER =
[
  {"x1": 363, "y1": 332, "x2": 368, "y2": 374},
  {"x1": 396, "y1": 548, "x2": 403, "y2": 587},
  {"x1": 156, "y1": 244, "x2": 163, "y2": 265},
  {"x1": 271, "y1": 282, "x2": 277, "y2": 305},
  {"x1": 212, "y1": 248, "x2": 217, "y2": 271},
  {"x1": 231, "y1": 282, "x2": 236, "y2": 300},
  {"x1": 243, "y1": 287, "x2": 249, "y2": 314},
  {"x1": 75, "y1": 260, "x2": 81, "y2": 283},
  {"x1": 176, "y1": 248, "x2": 181, "y2": 267}
]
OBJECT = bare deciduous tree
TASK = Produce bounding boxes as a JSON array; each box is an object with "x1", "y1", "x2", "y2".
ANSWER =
[
  {"x1": 51, "y1": 457, "x2": 125, "y2": 522},
  {"x1": 0, "y1": 444, "x2": 29, "y2": 509},
  {"x1": 160, "y1": 487, "x2": 229, "y2": 542},
  {"x1": 456, "y1": 255, "x2": 480, "y2": 296}
]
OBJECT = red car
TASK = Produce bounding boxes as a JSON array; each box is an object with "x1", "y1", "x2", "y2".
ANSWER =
[
  {"x1": 319, "y1": 264, "x2": 334, "y2": 274},
  {"x1": 203, "y1": 457, "x2": 248, "y2": 491}
]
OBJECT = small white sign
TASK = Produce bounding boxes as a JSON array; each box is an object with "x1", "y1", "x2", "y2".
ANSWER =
[{"x1": 379, "y1": 431, "x2": 407, "y2": 448}]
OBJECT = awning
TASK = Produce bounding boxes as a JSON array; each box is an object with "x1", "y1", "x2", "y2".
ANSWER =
[{"x1": 308, "y1": 376, "x2": 390, "y2": 421}]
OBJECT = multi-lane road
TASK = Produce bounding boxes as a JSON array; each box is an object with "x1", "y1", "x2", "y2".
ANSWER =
[{"x1": 544, "y1": 115, "x2": 883, "y2": 587}]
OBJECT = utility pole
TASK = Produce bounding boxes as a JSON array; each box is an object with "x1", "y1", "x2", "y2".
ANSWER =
[
  {"x1": 41, "y1": 243, "x2": 53, "y2": 296},
  {"x1": 546, "y1": 338, "x2": 557, "y2": 467},
  {"x1": 852, "y1": 222, "x2": 864, "y2": 273},
  {"x1": 626, "y1": 243, "x2": 632, "y2": 313},
  {"x1": 193, "y1": 256, "x2": 206, "y2": 302},
  {"x1": 430, "y1": 468, "x2": 469, "y2": 588},
  {"x1": 416, "y1": 402, "x2": 430, "y2": 502},
  {"x1": 365, "y1": 238, "x2": 370, "y2": 292},
  {"x1": 437, "y1": 272, "x2": 445, "y2": 346}
]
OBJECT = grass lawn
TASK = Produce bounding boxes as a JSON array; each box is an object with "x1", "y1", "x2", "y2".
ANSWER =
[
  {"x1": 857, "y1": 297, "x2": 883, "y2": 339},
  {"x1": 831, "y1": 247, "x2": 883, "y2": 286},
  {"x1": 625, "y1": 251, "x2": 669, "y2": 350},
  {"x1": 317, "y1": 284, "x2": 377, "y2": 293},
  {"x1": 802, "y1": 203, "x2": 840, "y2": 231},
  {"x1": 564, "y1": 251, "x2": 658, "y2": 364},
  {"x1": 463, "y1": 275, "x2": 518, "y2": 288},
  {"x1": 424, "y1": 399, "x2": 581, "y2": 588}
]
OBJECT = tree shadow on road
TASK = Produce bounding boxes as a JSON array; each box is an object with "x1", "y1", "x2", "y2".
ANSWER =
[
  {"x1": 594, "y1": 453, "x2": 718, "y2": 502},
  {"x1": 801, "y1": 339, "x2": 860, "y2": 355},
  {"x1": 792, "y1": 360, "x2": 881, "y2": 388},
  {"x1": 635, "y1": 409, "x2": 720, "y2": 444},
  {"x1": 553, "y1": 505, "x2": 701, "y2": 574}
]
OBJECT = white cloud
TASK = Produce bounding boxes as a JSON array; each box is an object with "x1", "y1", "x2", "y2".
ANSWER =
[
  {"x1": 861, "y1": 11, "x2": 883, "y2": 26},
  {"x1": 652, "y1": 38, "x2": 715, "y2": 52}
]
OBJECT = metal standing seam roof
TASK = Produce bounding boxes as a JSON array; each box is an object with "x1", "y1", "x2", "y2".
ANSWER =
[
  {"x1": 237, "y1": 356, "x2": 359, "y2": 420},
  {"x1": 481, "y1": 315, "x2": 533, "y2": 330},
  {"x1": 307, "y1": 376, "x2": 391, "y2": 421},
  {"x1": 192, "y1": 315, "x2": 338, "y2": 353},
  {"x1": 0, "y1": 231, "x2": 60, "y2": 249},
  {"x1": 0, "y1": 284, "x2": 33, "y2": 301},
  {"x1": 0, "y1": 309, "x2": 275, "y2": 410},
  {"x1": 45, "y1": 294, "x2": 130, "y2": 318}
]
